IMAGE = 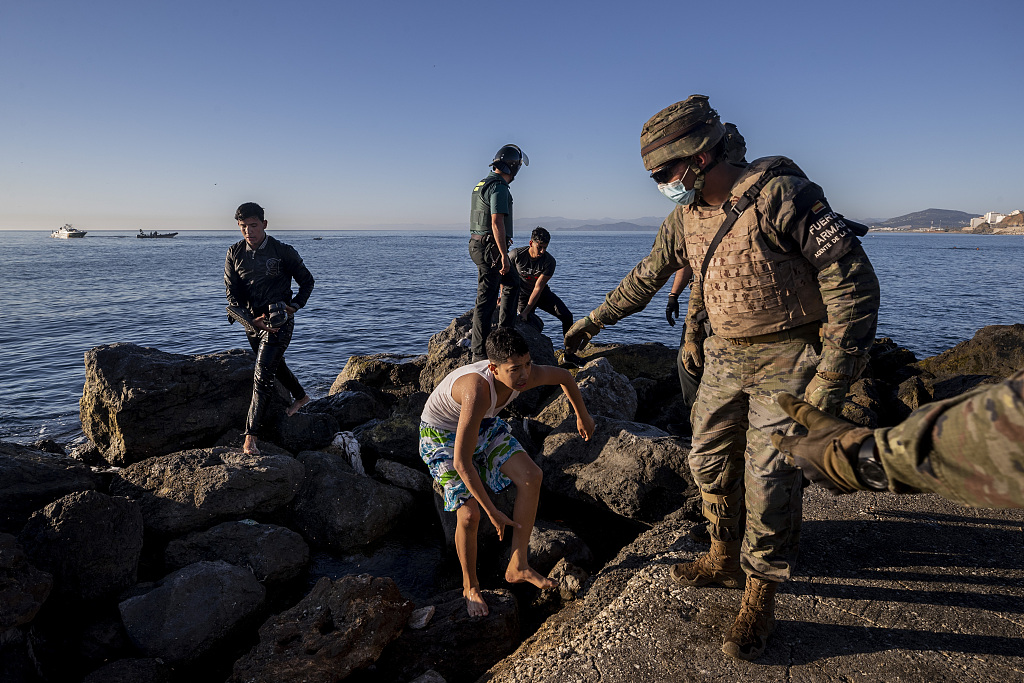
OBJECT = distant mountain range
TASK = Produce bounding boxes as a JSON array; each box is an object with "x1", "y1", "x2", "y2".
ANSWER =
[
  {"x1": 873, "y1": 208, "x2": 976, "y2": 229},
  {"x1": 524, "y1": 208, "x2": 982, "y2": 233}
]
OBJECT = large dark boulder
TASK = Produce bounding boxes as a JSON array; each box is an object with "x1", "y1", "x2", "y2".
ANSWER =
[
  {"x1": 370, "y1": 588, "x2": 518, "y2": 683},
  {"x1": 80, "y1": 344, "x2": 254, "y2": 465},
  {"x1": 109, "y1": 448, "x2": 304, "y2": 536},
  {"x1": 356, "y1": 391, "x2": 428, "y2": 466},
  {"x1": 0, "y1": 442, "x2": 98, "y2": 534},
  {"x1": 330, "y1": 353, "x2": 426, "y2": 399},
  {"x1": 0, "y1": 533, "x2": 52, "y2": 631},
  {"x1": 538, "y1": 418, "x2": 697, "y2": 523},
  {"x1": 917, "y1": 323, "x2": 1024, "y2": 379},
  {"x1": 291, "y1": 451, "x2": 415, "y2": 551},
  {"x1": 304, "y1": 390, "x2": 385, "y2": 429},
  {"x1": 164, "y1": 520, "x2": 310, "y2": 582},
  {"x1": 18, "y1": 491, "x2": 143, "y2": 602},
  {"x1": 264, "y1": 410, "x2": 339, "y2": 453},
  {"x1": 119, "y1": 560, "x2": 265, "y2": 664},
  {"x1": 230, "y1": 574, "x2": 413, "y2": 683}
]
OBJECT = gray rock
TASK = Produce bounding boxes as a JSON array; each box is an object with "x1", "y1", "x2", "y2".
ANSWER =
[
  {"x1": 0, "y1": 533, "x2": 52, "y2": 630},
  {"x1": 538, "y1": 418, "x2": 698, "y2": 523},
  {"x1": 331, "y1": 353, "x2": 427, "y2": 399},
  {"x1": 164, "y1": 520, "x2": 310, "y2": 582},
  {"x1": 532, "y1": 558, "x2": 590, "y2": 611},
  {"x1": 82, "y1": 658, "x2": 172, "y2": 683},
  {"x1": 119, "y1": 560, "x2": 265, "y2": 664},
  {"x1": 305, "y1": 390, "x2": 384, "y2": 429},
  {"x1": 371, "y1": 587, "x2": 518, "y2": 683},
  {"x1": 535, "y1": 357, "x2": 637, "y2": 428},
  {"x1": 230, "y1": 574, "x2": 413, "y2": 683},
  {"x1": 410, "y1": 671, "x2": 447, "y2": 683},
  {"x1": 80, "y1": 344, "x2": 255, "y2": 465},
  {"x1": 18, "y1": 491, "x2": 143, "y2": 601},
  {"x1": 408, "y1": 605, "x2": 435, "y2": 629},
  {"x1": 265, "y1": 409, "x2": 339, "y2": 453},
  {"x1": 292, "y1": 451, "x2": 414, "y2": 550},
  {"x1": 109, "y1": 448, "x2": 304, "y2": 536},
  {"x1": 375, "y1": 458, "x2": 433, "y2": 493},
  {"x1": 0, "y1": 442, "x2": 98, "y2": 534}
]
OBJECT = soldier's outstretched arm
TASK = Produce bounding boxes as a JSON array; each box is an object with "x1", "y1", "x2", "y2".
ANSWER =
[
  {"x1": 565, "y1": 210, "x2": 687, "y2": 352},
  {"x1": 772, "y1": 370, "x2": 1024, "y2": 509}
]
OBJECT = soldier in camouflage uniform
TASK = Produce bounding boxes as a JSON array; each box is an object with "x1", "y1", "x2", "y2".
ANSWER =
[
  {"x1": 772, "y1": 370, "x2": 1024, "y2": 508},
  {"x1": 564, "y1": 95, "x2": 881, "y2": 661}
]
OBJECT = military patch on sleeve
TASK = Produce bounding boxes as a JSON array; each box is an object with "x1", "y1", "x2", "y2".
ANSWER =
[{"x1": 810, "y1": 200, "x2": 827, "y2": 215}]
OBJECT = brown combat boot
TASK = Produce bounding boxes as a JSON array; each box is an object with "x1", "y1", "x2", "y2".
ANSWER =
[
  {"x1": 669, "y1": 540, "x2": 744, "y2": 589},
  {"x1": 722, "y1": 576, "x2": 778, "y2": 661}
]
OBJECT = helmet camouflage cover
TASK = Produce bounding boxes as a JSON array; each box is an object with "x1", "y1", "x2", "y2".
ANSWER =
[{"x1": 640, "y1": 94, "x2": 727, "y2": 172}]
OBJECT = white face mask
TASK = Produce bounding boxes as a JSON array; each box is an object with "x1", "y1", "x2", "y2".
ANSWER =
[{"x1": 658, "y1": 179, "x2": 697, "y2": 206}]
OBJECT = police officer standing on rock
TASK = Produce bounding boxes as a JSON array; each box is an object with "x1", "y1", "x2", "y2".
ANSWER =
[
  {"x1": 468, "y1": 144, "x2": 527, "y2": 362},
  {"x1": 565, "y1": 95, "x2": 881, "y2": 661}
]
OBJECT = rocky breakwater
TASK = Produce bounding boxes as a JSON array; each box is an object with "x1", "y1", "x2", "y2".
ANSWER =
[{"x1": 1, "y1": 320, "x2": 1022, "y2": 682}]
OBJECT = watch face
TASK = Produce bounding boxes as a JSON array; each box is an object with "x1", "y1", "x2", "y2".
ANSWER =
[{"x1": 858, "y1": 458, "x2": 889, "y2": 491}]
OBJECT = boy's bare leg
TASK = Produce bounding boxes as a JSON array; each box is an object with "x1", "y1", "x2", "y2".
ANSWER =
[
  {"x1": 243, "y1": 434, "x2": 260, "y2": 455},
  {"x1": 286, "y1": 395, "x2": 310, "y2": 417},
  {"x1": 500, "y1": 452, "x2": 557, "y2": 589},
  {"x1": 456, "y1": 499, "x2": 488, "y2": 616}
]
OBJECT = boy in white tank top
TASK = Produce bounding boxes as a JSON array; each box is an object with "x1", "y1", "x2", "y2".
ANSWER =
[{"x1": 420, "y1": 328, "x2": 595, "y2": 617}]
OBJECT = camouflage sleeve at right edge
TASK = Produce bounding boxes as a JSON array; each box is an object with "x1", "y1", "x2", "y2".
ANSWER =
[
  {"x1": 590, "y1": 210, "x2": 687, "y2": 327},
  {"x1": 876, "y1": 370, "x2": 1024, "y2": 508}
]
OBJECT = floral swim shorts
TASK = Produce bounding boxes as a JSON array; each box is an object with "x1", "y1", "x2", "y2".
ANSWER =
[{"x1": 419, "y1": 417, "x2": 522, "y2": 511}]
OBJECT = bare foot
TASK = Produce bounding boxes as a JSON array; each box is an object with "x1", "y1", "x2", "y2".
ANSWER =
[
  {"x1": 464, "y1": 587, "x2": 489, "y2": 617},
  {"x1": 243, "y1": 435, "x2": 261, "y2": 456},
  {"x1": 286, "y1": 395, "x2": 310, "y2": 417},
  {"x1": 505, "y1": 565, "x2": 557, "y2": 590}
]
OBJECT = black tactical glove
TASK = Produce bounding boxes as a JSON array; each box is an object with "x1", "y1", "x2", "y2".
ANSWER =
[
  {"x1": 665, "y1": 293, "x2": 680, "y2": 326},
  {"x1": 564, "y1": 315, "x2": 602, "y2": 353},
  {"x1": 770, "y1": 393, "x2": 875, "y2": 494}
]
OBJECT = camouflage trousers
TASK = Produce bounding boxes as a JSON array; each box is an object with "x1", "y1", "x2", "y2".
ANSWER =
[
  {"x1": 877, "y1": 369, "x2": 1024, "y2": 508},
  {"x1": 689, "y1": 335, "x2": 820, "y2": 582}
]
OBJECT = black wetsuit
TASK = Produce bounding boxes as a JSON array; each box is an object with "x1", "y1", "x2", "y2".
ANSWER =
[{"x1": 224, "y1": 235, "x2": 314, "y2": 436}]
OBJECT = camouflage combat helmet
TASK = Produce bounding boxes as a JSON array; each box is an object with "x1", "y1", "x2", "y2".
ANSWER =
[{"x1": 640, "y1": 95, "x2": 726, "y2": 172}]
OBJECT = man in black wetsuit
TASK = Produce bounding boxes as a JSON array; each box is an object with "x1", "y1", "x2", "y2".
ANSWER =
[{"x1": 224, "y1": 202, "x2": 315, "y2": 455}]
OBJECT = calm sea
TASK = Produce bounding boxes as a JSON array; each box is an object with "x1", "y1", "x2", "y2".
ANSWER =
[{"x1": 2, "y1": 229, "x2": 1021, "y2": 444}]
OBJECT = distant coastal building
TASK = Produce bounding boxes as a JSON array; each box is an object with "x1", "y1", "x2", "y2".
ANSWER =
[
  {"x1": 966, "y1": 209, "x2": 1024, "y2": 233},
  {"x1": 985, "y1": 211, "x2": 1007, "y2": 224}
]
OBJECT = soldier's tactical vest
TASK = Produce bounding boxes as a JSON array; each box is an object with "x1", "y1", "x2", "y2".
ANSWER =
[
  {"x1": 686, "y1": 156, "x2": 826, "y2": 339},
  {"x1": 470, "y1": 173, "x2": 512, "y2": 237}
]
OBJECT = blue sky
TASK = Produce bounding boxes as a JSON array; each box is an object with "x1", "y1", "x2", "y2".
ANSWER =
[{"x1": 2, "y1": 0, "x2": 1021, "y2": 230}]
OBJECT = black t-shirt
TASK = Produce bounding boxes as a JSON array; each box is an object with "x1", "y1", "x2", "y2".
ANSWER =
[{"x1": 511, "y1": 246, "x2": 556, "y2": 293}]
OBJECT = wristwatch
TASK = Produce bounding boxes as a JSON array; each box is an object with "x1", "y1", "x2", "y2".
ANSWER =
[{"x1": 855, "y1": 435, "x2": 889, "y2": 491}]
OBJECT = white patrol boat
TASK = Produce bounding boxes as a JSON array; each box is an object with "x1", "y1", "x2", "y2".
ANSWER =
[{"x1": 50, "y1": 224, "x2": 87, "y2": 238}]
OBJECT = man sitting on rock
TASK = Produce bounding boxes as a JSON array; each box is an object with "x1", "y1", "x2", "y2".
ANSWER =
[
  {"x1": 419, "y1": 328, "x2": 595, "y2": 616},
  {"x1": 224, "y1": 202, "x2": 315, "y2": 456}
]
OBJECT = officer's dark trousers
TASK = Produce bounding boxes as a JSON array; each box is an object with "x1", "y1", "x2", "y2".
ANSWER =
[
  {"x1": 676, "y1": 323, "x2": 702, "y2": 419},
  {"x1": 469, "y1": 236, "x2": 520, "y2": 360},
  {"x1": 518, "y1": 288, "x2": 574, "y2": 338},
  {"x1": 245, "y1": 319, "x2": 305, "y2": 436}
]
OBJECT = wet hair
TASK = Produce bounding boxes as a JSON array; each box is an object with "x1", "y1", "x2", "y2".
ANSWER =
[
  {"x1": 486, "y1": 328, "x2": 530, "y2": 365},
  {"x1": 235, "y1": 202, "x2": 265, "y2": 222},
  {"x1": 531, "y1": 226, "x2": 550, "y2": 244}
]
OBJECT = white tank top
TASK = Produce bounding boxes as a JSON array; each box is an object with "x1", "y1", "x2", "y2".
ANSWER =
[{"x1": 420, "y1": 360, "x2": 520, "y2": 431}]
